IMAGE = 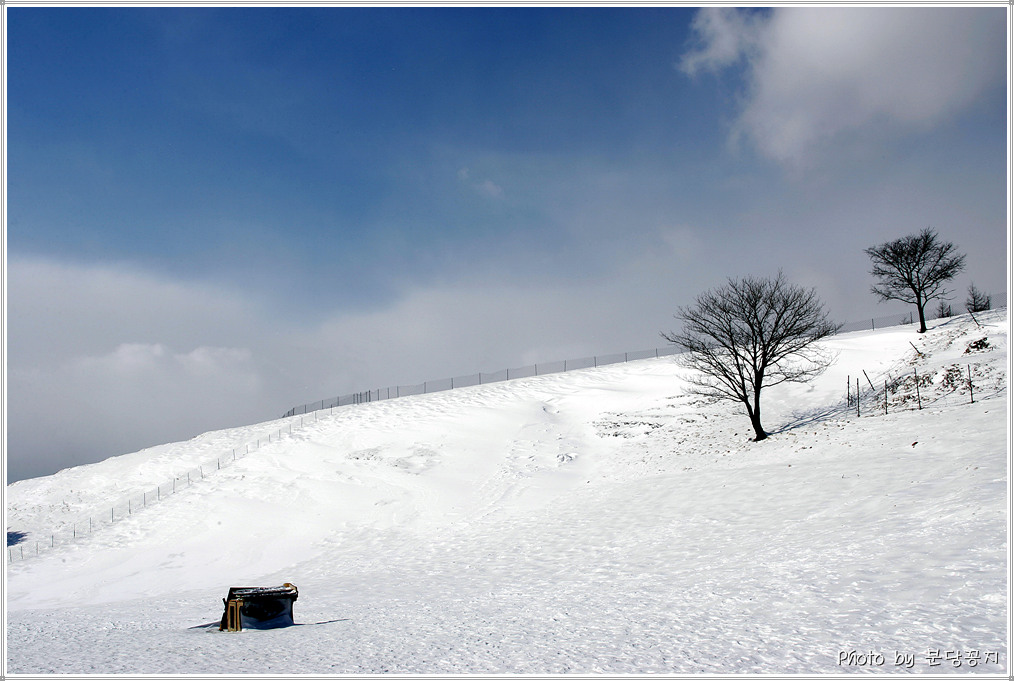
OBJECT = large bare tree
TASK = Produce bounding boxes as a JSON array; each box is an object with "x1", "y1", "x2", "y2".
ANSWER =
[
  {"x1": 864, "y1": 228, "x2": 965, "y2": 333},
  {"x1": 662, "y1": 273, "x2": 841, "y2": 441}
]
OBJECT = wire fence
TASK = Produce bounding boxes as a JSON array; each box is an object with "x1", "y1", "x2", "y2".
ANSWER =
[
  {"x1": 833, "y1": 340, "x2": 1005, "y2": 426},
  {"x1": 283, "y1": 293, "x2": 1007, "y2": 418},
  {"x1": 8, "y1": 295, "x2": 1005, "y2": 563},
  {"x1": 858, "y1": 360, "x2": 1006, "y2": 415},
  {"x1": 839, "y1": 292, "x2": 1006, "y2": 334},
  {"x1": 282, "y1": 347, "x2": 684, "y2": 416},
  {"x1": 777, "y1": 356, "x2": 1007, "y2": 437},
  {"x1": 6, "y1": 412, "x2": 328, "y2": 564},
  {"x1": 775, "y1": 305, "x2": 1007, "y2": 433}
]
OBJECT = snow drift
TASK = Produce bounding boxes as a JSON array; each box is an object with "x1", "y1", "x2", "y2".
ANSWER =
[{"x1": 5, "y1": 310, "x2": 1008, "y2": 674}]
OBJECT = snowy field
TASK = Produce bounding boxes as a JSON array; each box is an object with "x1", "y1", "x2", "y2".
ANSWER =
[{"x1": 5, "y1": 310, "x2": 1009, "y2": 675}]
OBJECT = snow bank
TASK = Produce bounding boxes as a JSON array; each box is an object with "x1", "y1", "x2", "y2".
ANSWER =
[{"x1": 5, "y1": 311, "x2": 1008, "y2": 674}]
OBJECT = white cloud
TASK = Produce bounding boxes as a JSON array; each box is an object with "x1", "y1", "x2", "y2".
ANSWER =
[
  {"x1": 679, "y1": 7, "x2": 765, "y2": 76},
  {"x1": 6, "y1": 257, "x2": 260, "y2": 367},
  {"x1": 7, "y1": 341, "x2": 265, "y2": 481},
  {"x1": 5, "y1": 248, "x2": 705, "y2": 466},
  {"x1": 477, "y1": 179, "x2": 504, "y2": 200},
  {"x1": 5, "y1": 258, "x2": 276, "y2": 481},
  {"x1": 72, "y1": 343, "x2": 256, "y2": 385},
  {"x1": 682, "y1": 7, "x2": 1004, "y2": 168},
  {"x1": 458, "y1": 166, "x2": 505, "y2": 200}
]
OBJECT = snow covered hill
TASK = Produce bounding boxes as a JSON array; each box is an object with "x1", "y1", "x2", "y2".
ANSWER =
[{"x1": 5, "y1": 310, "x2": 1009, "y2": 675}]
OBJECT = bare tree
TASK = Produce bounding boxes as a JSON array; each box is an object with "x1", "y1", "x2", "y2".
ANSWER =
[
  {"x1": 662, "y1": 273, "x2": 841, "y2": 441},
  {"x1": 864, "y1": 228, "x2": 966, "y2": 333},
  {"x1": 935, "y1": 300, "x2": 952, "y2": 319},
  {"x1": 966, "y1": 283, "x2": 991, "y2": 313}
]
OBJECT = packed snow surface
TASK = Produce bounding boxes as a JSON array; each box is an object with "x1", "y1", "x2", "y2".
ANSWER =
[{"x1": 5, "y1": 311, "x2": 1009, "y2": 674}]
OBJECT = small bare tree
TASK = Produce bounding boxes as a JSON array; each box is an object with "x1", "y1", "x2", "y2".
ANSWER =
[
  {"x1": 865, "y1": 228, "x2": 965, "y2": 333},
  {"x1": 966, "y1": 283, "x2": 991, "y2": 313},
  {"x1": 935, "y1": 300, "x2": 952, "y2": 319},
  {"x1": 662, "y1": 273, "x2": 841, "y2": 441}
]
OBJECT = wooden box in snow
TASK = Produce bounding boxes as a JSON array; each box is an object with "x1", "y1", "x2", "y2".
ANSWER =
[{"x1": 220, "y1": 583, "x2": 298, "y2": 631}]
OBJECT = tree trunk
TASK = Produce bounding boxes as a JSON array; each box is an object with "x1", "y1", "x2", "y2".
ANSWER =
[
  {"x1": 747, "y1": 387, "x2": 767, "y2": 441},
  {"x1": 916, "y1": 300, "x2": 928, "y2": 333}
]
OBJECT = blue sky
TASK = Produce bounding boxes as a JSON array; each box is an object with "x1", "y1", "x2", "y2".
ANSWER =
[
  {"x1": 6, "y1": 5, "x2": 1008, "y2": 482},
  {"x1": 10, "y1": 8, "x2": 721, "y2": 308}
]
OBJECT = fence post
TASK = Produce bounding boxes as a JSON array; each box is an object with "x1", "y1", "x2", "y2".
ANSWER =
[
  {"x1": 862, "y1": 370, "x2": 876, "y2": 392},
  {"x1": 968, "y1": 365, "x2": 974, "y2": 403},
  {"x1": 884, "y1": 380, "x2": 888, "y2": 415},
  {"x1": 856, "y1": 378, "x2": 861, "y2": 417},
  {"x1": 914, "y1": 368, "x2": 922, "y2": 409}
]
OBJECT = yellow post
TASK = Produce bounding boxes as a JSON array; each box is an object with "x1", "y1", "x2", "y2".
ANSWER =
[{"x1": 225, "y1": 599, "x2": 243, "y2": 631}]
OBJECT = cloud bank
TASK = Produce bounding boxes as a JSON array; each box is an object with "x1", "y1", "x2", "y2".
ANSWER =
[
  {"x1": 6, "y1": 251, "x2": 702, "y2": 481},
  {"x1": 6, "y1": 260, "x2": 271, "y2": 481},
  {"x1": 681, "y1": 7, "x2": 1005, "y2": 168}
]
